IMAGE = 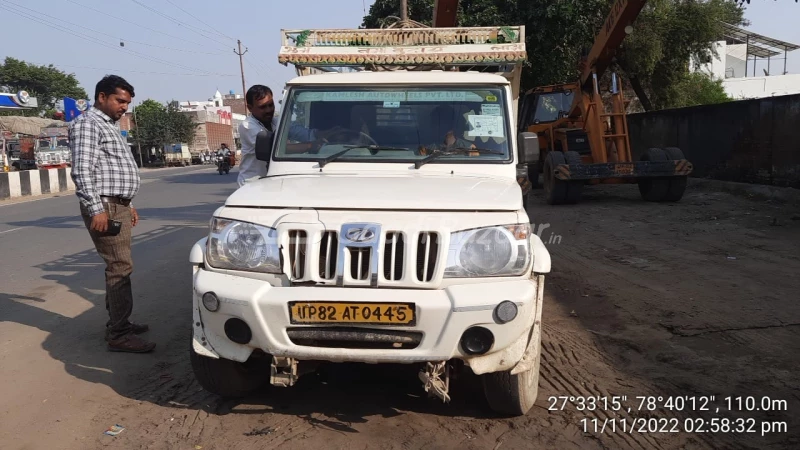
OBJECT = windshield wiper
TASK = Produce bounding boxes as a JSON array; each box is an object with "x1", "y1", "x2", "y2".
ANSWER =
[
  {"x1": 318, "y1": 145, "x2": 409, "y2": 168},
  {"x1": 414, "y1": 147, "x2": 506, "y2": 169}
]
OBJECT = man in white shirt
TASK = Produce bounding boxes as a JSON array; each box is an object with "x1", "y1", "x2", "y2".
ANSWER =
[{"x1": 237, "y1": 85, "x2": 320, "y2": 187}]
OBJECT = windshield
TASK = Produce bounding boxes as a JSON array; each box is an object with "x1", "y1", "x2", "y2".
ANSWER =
[
  {"x1": 56, "y1": 138, "x2": 69, "y2": 148},
  {"x1": 274, "y1": 86, "x2": 511, "y2": 164},
  {"x1": 533, "y1": 91, "x2": 573, "y2": 123},
  {"x1": 37, "y1": 138, "x2": 51, "y2": 149}
]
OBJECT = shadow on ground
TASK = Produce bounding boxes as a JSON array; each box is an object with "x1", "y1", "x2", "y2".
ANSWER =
[
  {"x1": 4, "y1": 201, "x2": 230, "y2": 230},
  {"x1": 0, "y1": 198, "x2": 503, "y2": 436}
]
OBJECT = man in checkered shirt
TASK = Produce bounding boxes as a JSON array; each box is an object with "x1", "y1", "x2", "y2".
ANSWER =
[{"x1": 69, "y1": 75, "x2": 155, "y2": 353}]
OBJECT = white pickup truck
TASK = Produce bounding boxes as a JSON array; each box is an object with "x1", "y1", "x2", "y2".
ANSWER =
[{"x1": 189, "y1": 25, "x2": 551, "y2": 416}]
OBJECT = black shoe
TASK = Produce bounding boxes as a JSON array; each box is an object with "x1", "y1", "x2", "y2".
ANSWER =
[{"x1": 107, "y1": 334, "x2": 156, "y2": 353}]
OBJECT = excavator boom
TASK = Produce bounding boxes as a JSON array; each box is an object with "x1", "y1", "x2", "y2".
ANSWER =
[
  {"x1": 433, "y1": 0, "x2": 459, "y2": 27},
  {"x1": 580, "y1": 0, "x2": 647, "y2": 88}
]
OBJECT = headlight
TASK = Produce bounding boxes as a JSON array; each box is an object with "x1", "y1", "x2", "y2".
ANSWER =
[
  {"x1": 206, "y1": 218, "x2": 281, "y2": 273},
  {"x1": 445, "y1": 224, "x2": 531, "y2": 278}
]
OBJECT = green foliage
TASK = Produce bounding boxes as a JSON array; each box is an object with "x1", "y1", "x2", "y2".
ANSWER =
[
  {"x1": 619, "y1": 0, "x2": 745, "y2": 109},
  {"x1": 663, "y1": 72, "x2": 732, "y2": 108},
  {"x1": 0, "y1": 57, "x2": 88, "y2": 117},
  {"x1": 132, "y1": 99, "x2": 197, "y2": 150},
  {"x1": 361, "y1": 0, "x2": 746, "y2": 110}
]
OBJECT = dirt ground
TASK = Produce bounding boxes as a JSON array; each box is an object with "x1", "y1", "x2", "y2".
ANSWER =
[{"x1": 3, "y1": 181, "x2": 800, "y2": 450}]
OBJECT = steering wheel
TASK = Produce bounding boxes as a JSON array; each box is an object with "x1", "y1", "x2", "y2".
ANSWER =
[{"x1": 324, "y1": 129, "x2": 379, "y2": 147}]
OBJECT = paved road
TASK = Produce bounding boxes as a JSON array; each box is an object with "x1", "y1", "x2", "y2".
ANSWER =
[
  {"x1": 0, "y1": 165, "x2": 240, "y2": 449},
  {"x1": 2, "y1": 167, "x2": 798, "y2": 450}
]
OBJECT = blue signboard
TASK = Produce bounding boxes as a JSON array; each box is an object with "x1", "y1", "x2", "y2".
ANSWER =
[{"x1": 64, "y1": 97, "x2": 91, "y2": 121}]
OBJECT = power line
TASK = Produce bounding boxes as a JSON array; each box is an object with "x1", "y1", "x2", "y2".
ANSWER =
[
  {"x1": 65, "y1": 0, "x2": 229, "y2": 52},
  {"x1": 27, "y1": 62, "x2": 237, "y2": 78},
  {"x1": 130, "y1": 0, "x2": 233, "y2": 49},
  {"x1": 1, "y1": 0, "x2": 226, "y2": 56},
  {"x1": 0, "y1": 2, "x2": 234, "y2": 77},
  {"x1": 244, "y1": 55, "x2": 266, "y2": 79},
  {"x1": 128, "y1": 0, "x2": 280, "y2": 88},
  {"x1": 164, "y1": 0, "x2": 236, "y2": 42}
]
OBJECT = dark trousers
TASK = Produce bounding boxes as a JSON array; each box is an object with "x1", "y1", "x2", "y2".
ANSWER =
[{"x1": 81, "y1": 202, "x2": 134, "y2": 341}]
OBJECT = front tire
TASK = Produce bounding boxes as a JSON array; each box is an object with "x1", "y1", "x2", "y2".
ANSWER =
[
  {"x1": 481, "y1": 329, "x2": 542, "y2": 416},
  {"x1": 543, "y1": 152, "x2": 583, "y2": 205},
  {"x1": 190, "y1": 344, "x2": 268, "y2": 398}
]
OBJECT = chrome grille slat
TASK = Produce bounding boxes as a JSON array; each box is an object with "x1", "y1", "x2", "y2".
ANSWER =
[
  {"x1": 416, "y1": 232, "x2": 439, "y2": 282},
  {"x1": 383, "y1": 232, "x2": 404, "y2": 281},
  {"x1": 318, "y1": 231, "x2": 338, "y2": 280},
  {"x1": 288, "y1": 230, "x2": 307, "y2": 279}
]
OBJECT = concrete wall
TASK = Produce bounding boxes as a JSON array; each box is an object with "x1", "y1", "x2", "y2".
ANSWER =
[
  {"x1": 0, "y1": 167, "x2": 75, "y2": 201},
  {"x1": 627, "y1": 93, "x2": 800, "y2": 188},
  {"x1": 723, "y1": 74, "x2": 800, "y2": 100}
]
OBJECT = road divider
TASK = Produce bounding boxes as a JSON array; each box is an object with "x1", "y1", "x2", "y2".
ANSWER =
[{"x1": 0, "y1": 168, "x2": 75, "y2": 201}]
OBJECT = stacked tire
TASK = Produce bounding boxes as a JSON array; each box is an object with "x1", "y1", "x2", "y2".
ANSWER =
[{"x1": 637, "y1": 147, "x2": 688, "y2": 202}]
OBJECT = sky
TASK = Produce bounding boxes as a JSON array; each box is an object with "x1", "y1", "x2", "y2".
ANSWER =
[{"x1": 0, "y1": 0, "x2": 798, "y2": 105}]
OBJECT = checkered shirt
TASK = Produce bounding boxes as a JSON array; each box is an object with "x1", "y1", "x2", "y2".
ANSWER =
[{"x1": 69, "y1": 107, "x2": 140, "y2": 216}]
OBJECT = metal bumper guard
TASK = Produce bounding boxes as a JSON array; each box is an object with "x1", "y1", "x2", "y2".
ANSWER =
[
  {"x1": 191, "y1": 268, "x2": 542, "y2": 375},
  {"x1": 554, "y1": 159, "x2": 693, "y2": 181}
]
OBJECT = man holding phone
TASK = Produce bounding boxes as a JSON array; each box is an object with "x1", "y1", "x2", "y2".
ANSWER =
[{"x1": 69, "y1": 75, "x2": 155, "y2": 353}]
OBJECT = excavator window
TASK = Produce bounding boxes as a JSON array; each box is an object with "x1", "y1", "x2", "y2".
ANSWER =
[{"x1": 531, "y1": 91, "x2": 572, "y2": 124}]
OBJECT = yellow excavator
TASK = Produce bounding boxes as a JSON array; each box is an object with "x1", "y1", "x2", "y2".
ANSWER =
[
  {"x1": 430, "y1": 0, "x2": 692, "y2": 205},
  {"x1": 517, "y1": 0, "x2": 693, "y2": 204}
]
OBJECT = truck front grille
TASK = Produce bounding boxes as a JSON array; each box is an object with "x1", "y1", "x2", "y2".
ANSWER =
[{"x1": 283, "y1": 224, "x2": 441, "y2": 287}]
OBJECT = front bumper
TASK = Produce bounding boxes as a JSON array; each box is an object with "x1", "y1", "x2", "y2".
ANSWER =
[{"x1": 192, "y1": 266, "x2": 544, "y2": 375}]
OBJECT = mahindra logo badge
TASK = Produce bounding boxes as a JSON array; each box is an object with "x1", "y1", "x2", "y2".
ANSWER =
[{"x1": 346, "y1": 227, "x2": 376, "y2": 243}]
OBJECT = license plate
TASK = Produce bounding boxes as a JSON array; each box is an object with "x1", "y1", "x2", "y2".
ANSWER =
[
  {"x1": 288, "y1": 301, "x2": 416, "y2": 326},
  {"x1": 615, "y1": 163, "x2": 634, "y2": 175}
]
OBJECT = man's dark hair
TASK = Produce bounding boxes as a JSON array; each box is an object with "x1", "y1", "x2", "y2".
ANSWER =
[
  {"x1": 246, "y1": 84, "x2": 273, "y2": 106},
  {"x1": 95, "y1": 75, "x2": 135, "y2": 102}
]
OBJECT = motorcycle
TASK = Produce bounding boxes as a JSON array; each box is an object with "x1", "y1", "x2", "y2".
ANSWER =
[{"x1": 216, "y1": 154, "x2": 230, "y2": 175}]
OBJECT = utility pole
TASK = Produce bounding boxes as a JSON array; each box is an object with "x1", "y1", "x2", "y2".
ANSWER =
[
  {"x1": 234, "y1": 40, "x2": 248, "y2": 98},
  {"x1": 133, "y1": 102, "x2": 144, "y2": 168},
  {"x1": 400, "y1": 0, "x2": 408, "y2": 22}
]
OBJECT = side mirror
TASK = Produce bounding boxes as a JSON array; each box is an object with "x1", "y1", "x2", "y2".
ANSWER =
[
  {"x1": 255, "y1": 129, "x2": 274, "y2": 162},
  {"x1": 517, "y1": 132, "x2": 540, "y2": 165}
]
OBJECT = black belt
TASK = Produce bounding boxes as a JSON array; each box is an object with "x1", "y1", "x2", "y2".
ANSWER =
[{"x1": 101, "y1": 196, "x2": 132, "y2": 206}]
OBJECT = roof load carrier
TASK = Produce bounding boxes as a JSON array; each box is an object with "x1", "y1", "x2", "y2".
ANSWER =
[{"x1": 278, "y1": 26, "x2": 527, "y2": 88}]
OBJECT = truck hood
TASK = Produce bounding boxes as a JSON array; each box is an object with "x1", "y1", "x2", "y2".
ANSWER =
[{"x1": 225, "y1": 173, "x2": 522, "y2": 211}]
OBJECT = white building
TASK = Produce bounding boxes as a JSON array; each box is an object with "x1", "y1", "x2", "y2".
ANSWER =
[{"x1": 690, "y1": 23, "x2": 800, "y2": 100}]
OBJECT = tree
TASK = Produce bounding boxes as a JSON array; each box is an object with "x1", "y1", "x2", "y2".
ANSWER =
[
  {"x1": 0, "y1": 57, "x2": 88, "y2": 117},
  {"x1": 132, "y1": 99, "x2": 197, "y2": 152},
  {"x1": 361, "y1": 0, "x2": 746, "y2": 110},
  {"x1": 663, "y1": 72, "x2": 732, "y2": 108},
  {"x1": 617, "y1": 0, "x2": 744, "y2": 110}
]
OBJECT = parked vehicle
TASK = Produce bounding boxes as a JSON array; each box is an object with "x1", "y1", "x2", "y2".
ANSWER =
[
  {"x1": 35, "y1": 127, "x2": 70, "y2": 170},
  {"x1": 189, "y1": 24, "x2": 551, "y2": 416}
]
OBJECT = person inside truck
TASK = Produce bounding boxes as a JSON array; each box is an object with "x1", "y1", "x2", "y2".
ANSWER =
[{"x1": 418, "y1": 104, "x2": 477, "y2": 155}]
